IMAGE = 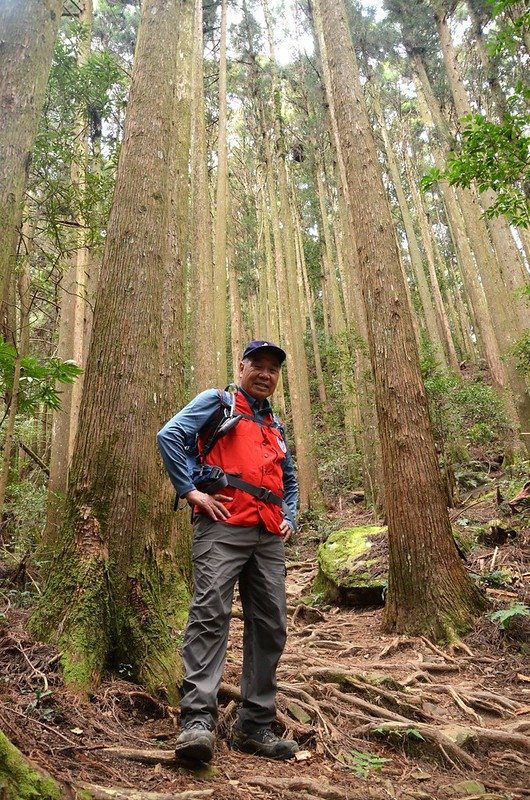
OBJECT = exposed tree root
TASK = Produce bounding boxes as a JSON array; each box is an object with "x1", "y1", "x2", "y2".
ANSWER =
[
  {"x1": 241, "y1": 775, "x2": 381, "y2": 800},
  {"x1": 79, "y1": 785, "x2": 213, "y2": 800}
]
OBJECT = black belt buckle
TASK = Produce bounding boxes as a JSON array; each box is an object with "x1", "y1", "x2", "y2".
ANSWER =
[{"x1": 258, "y1": 486, "x2": 272, "y2": 502}]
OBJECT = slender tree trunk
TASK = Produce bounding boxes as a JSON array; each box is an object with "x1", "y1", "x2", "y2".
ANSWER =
[
  {"x1": 434, "y1": 8, "x2": 530, "y2": 325},
  {"x1": 45, "y1": 1, "x2": 93, "y2": 546},
  {"x1": 29, "y1": 0, "x2": 189, "y2": 698},
  {"x1": 228, "y1": 253, "x2": 244, "y2": 381},
  {"x1": 295, "y1": 204, "x2": 329, "y2": 411},
  {"x1": 312, "y1": 2, "x2": 385, "y2": 510},
  {"x1": 312, "y1": 0, "x2": 485, "y2": 638},
  {"x1": 373, "y1": 89, "x2": 444, "y2": 361},
  {"x1": 212, "y1": 0, "x2": 229, "y2": 385},
  {"x1": 314, "y1": 151, "x2": 357, "y2": 453},
  {"x1": 189, "y1": 0, "x2": 216, "y2": 392},
  {"x1": 259, "y1": 184, "x2": 287, "y2": 417},
  {"x1": 402, "y1": 145, "x2": 459, "y2": 370},
  {"x1": 413, "y1": 57, "x2": 526, "y2": 446}
]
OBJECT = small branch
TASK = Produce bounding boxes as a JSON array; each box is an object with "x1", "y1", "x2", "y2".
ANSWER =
[
  {"x1": 19, "y1": 440, "x2": 50, "y2": 475},
  {"x1": 95, "y1": 747, "x2": 174, "y2": 765}
]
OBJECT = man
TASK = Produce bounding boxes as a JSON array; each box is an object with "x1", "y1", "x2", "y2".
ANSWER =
[{"x1": 157, "y1": 340, "x2": 299, "y2": 763}]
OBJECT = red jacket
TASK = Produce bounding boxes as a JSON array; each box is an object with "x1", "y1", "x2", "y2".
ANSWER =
[{"x1": 198, "y1": 391, "x2": 286, "y2": 535}]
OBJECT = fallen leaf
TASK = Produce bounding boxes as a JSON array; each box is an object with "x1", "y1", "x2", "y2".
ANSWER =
[
  {"x1": 70, "y1": 728, "x2": 84, "y2": 735},
  {"x1": 294, "y1": 749, "x2": 312, "y2": 762}
]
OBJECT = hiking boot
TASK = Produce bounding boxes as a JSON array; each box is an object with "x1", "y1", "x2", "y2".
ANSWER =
[
  {"x1": 175, "y1": 719, "x2": 215, "y2": 763},
  {"x1": 232, "y1": 726, "x2": 299, "y2": 760}
]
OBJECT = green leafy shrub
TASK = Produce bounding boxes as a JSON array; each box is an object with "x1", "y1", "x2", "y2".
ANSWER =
[
  {"x1": 487, "y1": 602, "x2": 530, "y2": 630},
  {"x1": 421, "y1": 345, "x2": 510, "y2": 465},
  {"x1": 2, "y1": 481, "x2": 47, "y2": 555},
  {"x1": 510, "y1": 329, "x2": 530, "y2": 377},
  {"x1": 0, "y1": 337, "x2": 83, "y2": 413}
]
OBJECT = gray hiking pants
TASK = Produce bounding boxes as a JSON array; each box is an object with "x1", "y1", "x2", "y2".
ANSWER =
[{"x1": 180, "y1": 515, "x2": 287, "y2": 733}]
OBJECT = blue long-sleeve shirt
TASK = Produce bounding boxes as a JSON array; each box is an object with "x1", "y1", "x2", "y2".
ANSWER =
[{"x1": 157, "y1": 387, "x2": 298, "y2": 530}]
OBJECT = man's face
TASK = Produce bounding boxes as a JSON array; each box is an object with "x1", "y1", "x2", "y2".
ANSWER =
[{"x1": 239, "y1": 352, "x2": 281, "y2": 401}]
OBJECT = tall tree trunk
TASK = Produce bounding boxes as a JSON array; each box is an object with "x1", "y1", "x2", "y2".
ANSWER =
[
  {"x1": 314, "y1": 151, "x2": 357, "y2": 453},
  {"x1": 189, "y1": 0, "x2": 216, "y2": 392},
  {"x1": 295, "y1": 203, "x2": 329, "y2": 411},
  {"x1": 29, "y1": 0, "x2": 189, "y2": 698},
  {"x1": 0, "y1": 0, "x2": 63, "y2": 301},
  {"x1": 212, "y1": 0, "x2": 229, "y2": 385},
  {"x1": 311, "y1": 3, "x2": 383, "y2": 509},
  {"x1": 311, "y1": 0, "x2": 485, "y2": 638}
]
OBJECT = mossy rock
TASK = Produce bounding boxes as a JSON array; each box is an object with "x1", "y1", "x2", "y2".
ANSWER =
[
  {"x1": 314, "y1": 526, "x2": 388, "y2": 607},
  {"x1": 314, "y1": 524, "x2": 468, "y2": 607}
]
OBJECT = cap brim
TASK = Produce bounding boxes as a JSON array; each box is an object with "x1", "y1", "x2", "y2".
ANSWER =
[{"x1": 244, "y1": 345, "x2": 286, "y2": 363}]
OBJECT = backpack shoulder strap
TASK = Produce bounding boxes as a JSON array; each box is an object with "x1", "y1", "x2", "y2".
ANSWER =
[{"x1": 199, "y1": 388, "x2": 234, "y2": 461}]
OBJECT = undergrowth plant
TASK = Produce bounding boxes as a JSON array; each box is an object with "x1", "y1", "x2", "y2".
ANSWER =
[
  {"x1": 339, "y1": 749, "x2": 391, "y2": 778},
  {"x1": 420, "y1": 339, "x2": 511, "y2": 466},
  {"x1": 487, "y1": 602, "x2": 530, "y2": 630}
]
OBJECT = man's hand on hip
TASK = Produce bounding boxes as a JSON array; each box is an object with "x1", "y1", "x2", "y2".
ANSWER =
[
  {"x1": 185, "y1": 489, "x2": 232, "y2": 521},
  {"x1": 279, "y1": 519, "x2": 294, "y2": 542}
]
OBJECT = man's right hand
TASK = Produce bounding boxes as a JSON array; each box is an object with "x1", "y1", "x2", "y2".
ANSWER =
[{"x1": 185, "y1": 489, "x2": 232, "y2": 521}]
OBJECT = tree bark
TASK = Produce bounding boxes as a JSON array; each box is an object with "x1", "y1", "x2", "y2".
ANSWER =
[
  {"x1": 0, "y1": 0, "x2": 63, "y2": 302},
  {"x1": 29, "y1": 0, "x2": 189, "y2": 698},
  {"x1": 311, "y1": 0, "x2": 486, "y2": 639},
  {"x1": 189, "y1": 0, "x2": 216, "y2": 392},
  {"x1": 212, "y1": 0, "x2": 229, "y2": 385}
]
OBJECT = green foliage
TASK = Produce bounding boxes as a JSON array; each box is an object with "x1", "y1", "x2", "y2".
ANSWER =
[
  {"x1": 489, "y1": 0, "x2": 530, "y2": 55},
  {"x1": 2, "y1": 481, "x2": 48, "y2": 555},
  {"x1": 31, "y1": 21, "x2": 127, "y2": 257},
  {"x1": 509, "y1": 329, "x2": 530, "y2": 376},
  {"x1": 339, "y1": 749, "x2": 391, "y2": 778},
  {"x1": 0, "y1": 338, "x2": 82, "y2": 414},
  {"x1": 421, "y1": 0, "x2": 530, "y2": 228},
  {"x1": 437, "y1": 111, "x2": 529, "y2": 228},
  {"x1": 421, "y1": 343, "x2": 510, "y2": 462},
  {"x1": 488, "y1": 601, "x2": 530, "y2": 630},
  {"x1": 480, "y1": 568, "x2": 513, "y2": 588}
]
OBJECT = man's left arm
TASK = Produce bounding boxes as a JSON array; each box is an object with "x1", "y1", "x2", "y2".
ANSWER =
[{"x1": 281, "y1": 448, "x2": 298, "y2": 539}]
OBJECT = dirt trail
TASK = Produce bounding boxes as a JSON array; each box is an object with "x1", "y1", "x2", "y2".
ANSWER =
[{"x1": 1, "y1": 498, "x2": 529, "y2": 800}]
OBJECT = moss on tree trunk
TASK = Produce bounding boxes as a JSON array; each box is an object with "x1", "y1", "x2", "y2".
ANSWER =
[
  {"x1": 0, "y1": 730, "x2": 63, "y2": 800},
  {"x1": 28, "y1": 0, "x2": 191, "y2": 699}
]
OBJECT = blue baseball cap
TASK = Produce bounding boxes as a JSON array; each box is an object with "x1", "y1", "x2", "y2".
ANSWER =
[{"x1": 242, "y1": 340, "x2": 286, "y2": 364}]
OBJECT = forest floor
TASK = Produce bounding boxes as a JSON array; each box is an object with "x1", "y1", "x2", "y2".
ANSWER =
[{"x1": 1, "y1": 467, "x2": 530, "y2": 800}]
